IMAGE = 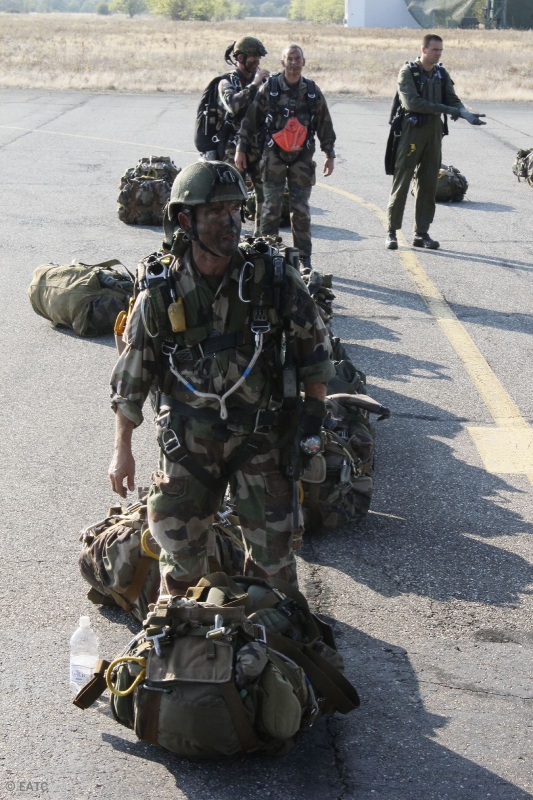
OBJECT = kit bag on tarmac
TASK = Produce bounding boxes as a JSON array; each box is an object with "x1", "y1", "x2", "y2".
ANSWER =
[
  {"x1": 79, "y1": 495, "x2": 246, "y2": 623},
  {"x1": 412, "y1": 164, "x2": 468, "y2": 203},
  {"x1": 74, "y1": 572, "x2": 360, "y2": 758},
  {"x1": 512, "y1": 148, "x2": 533, "y2": 187},
  {"x1": 28, "y1": 260, "x2": 133, "y2": 337},
  {"x1": 117, "y1": 157, "x2": 180, "y2": 225}
]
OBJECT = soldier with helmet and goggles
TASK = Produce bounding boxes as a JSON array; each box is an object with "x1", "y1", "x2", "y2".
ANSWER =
[{"x1": 109, "y1": 161, "x2": 335, "y2": 598}]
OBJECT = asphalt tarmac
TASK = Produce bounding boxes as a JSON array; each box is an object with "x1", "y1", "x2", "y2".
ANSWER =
[{"x1": 0, "y1": 90, "x2": 532, "y2": 800}]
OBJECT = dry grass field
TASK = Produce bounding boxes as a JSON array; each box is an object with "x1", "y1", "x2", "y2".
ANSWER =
[{"x1": 1, "y1": 13, "x2": 533, "y2": 100}]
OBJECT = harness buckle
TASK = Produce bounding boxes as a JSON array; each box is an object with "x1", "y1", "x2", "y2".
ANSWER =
[
  {"x1": 254, "y1": 624, "x2": 267, "y2": 644},
  {"x1": 155, "y1": 408, "x2": 171, "y2": 429},
  {"x1": 206, "y1": 614, "x2": 228, "y2": 640},
  {"x1": 160, "y1": 428, "x2": 181, "y2": 456},
  {"x1": 161, "y1": 340, "x2": 179, "y2": 357},
  {"x1": 250, "y1": 307, "x2": 271, "y2": 335},
  {"x1": 254, "y1": 408, "x2": 275, "y2": 435},
  {"x1": 145, "y1": 630, "x2": 169, "y2": 657}
]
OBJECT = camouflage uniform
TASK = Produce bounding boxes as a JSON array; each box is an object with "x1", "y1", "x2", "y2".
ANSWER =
[
  {"x1": 218, "y1": 71, "x2": 264, "y2": 236},
  {"x1": 387, "y1": 60, "x2": 463, "y2": 234},
  {"x1": 110, "y1": 247, "x2": 335, "y2": 596},
  {"x1": 237, "y1": 73, "x2": 336, "y2": 259}
]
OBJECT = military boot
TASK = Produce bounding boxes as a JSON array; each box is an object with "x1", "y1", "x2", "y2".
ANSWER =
[
  {"x1": 300, "y1": 256, "x2": 312, "y2": 275},
  {"x1": 386, "y1": 230, "x2": 398, "y2": 250},
  {"x1": 413, "y1": 232, "x2": 440, "y2": 250}
]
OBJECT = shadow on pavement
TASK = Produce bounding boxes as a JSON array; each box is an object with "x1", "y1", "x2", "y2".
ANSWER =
[
  {"x1": 458, "y1": 201, "x2": 516, "y2": 213},
  {"x1": 312, "y1": 224, "x2": 364, "y2": 242}
]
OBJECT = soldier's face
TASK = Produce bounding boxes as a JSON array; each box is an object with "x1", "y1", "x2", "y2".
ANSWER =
[
  {"x1": 422, "y1": 40, "x2": 443, "y2": 64},
  {"x1": 240, "y1": 54, "x2": 261, "y2": 74},
  {"x1": 195, "y1": 201, "x2": 242, "y2": 257},
  {"x1": 282, "y1": 48, "x2": 305, "y2": 79}
]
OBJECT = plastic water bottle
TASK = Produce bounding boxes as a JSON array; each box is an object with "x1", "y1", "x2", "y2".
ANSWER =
[{"x1": 70, "y1": 616, "x2": 99, "y2": 695}]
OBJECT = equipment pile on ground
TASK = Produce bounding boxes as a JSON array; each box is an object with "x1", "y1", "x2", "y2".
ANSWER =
[{"x1": 117, "y1": 156, "x2": 180, "y2": 225}]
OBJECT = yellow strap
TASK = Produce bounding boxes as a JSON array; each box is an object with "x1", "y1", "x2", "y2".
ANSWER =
[
  {"x1": 141, "y1": 529, "x2": 160, "y2": 560},
  {"x1": 106, "y1": 657, "x2": 147, "y2": 696}
]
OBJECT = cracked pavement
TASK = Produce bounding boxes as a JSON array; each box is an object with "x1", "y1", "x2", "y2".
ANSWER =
[{"x1": 0, "y1": 90, "x2": 532, "y2": 799}]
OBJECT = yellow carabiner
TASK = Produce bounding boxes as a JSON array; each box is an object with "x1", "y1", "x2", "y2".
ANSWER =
[
  {"x1": 141, "y1": 528, "x2": 160, "y2": 560},
  {"x1": 106, "y1": 656, "x2": 147, "y2": 697}
]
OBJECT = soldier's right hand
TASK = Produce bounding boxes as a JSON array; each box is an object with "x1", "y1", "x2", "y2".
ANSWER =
[
  {"x1": 253, "y1": 69, "x2": 270, "y2": 86},
  {"x1": 235, "y1": 151, "x2": 248, "y2": 172},
  {"x1": 108, "y1": 448, "x2": 136, "y2": 498}
]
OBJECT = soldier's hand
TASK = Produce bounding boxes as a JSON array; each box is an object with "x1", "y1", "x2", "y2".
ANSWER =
[
  {"x1": 235, "y1": 151, "x2": 247, "y2": 172},
  {"x1": 253, "y1": 69, "x2": 270, "y2": 86},
  {"x1": 109, "y1": 447, "x2": 136, "y2": 498},
  {"x1": 459, "y1": 108, "x2": 487, "y2": 126},
  {"x1": 323, "y1": 157, "x2": 335, "y2": 177}
]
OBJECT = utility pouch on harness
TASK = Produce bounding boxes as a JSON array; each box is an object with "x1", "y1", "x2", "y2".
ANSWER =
[
  {"x1": 74, "y1": 573, "x2": 359, "y2": 758},
  {"x1": 272, "y1": 117, "x2": 309, "y2": 152}
]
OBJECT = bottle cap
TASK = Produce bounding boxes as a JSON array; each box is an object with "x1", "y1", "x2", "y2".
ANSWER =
[{"x1": 79, "y1": 616, "x2": 91, "y2": 627}]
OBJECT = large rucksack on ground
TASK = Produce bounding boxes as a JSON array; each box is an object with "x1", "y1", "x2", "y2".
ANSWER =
[
  {"x1": 512, "y1": 148, "x2": 533, "y2": 186},
  {"x1": 74, "y1": 572, "x2": 360, "y2": 758},
  {"x1": 79, "y1": 495, "x2": 246, "y2": 623},
  {"x1": 28, "y1": 259, "x2": 133, "y2": 337},
  {"x1": 117, "y1": 157, "x2": 180, "y2": 225},
  {"x1": 435, "y1": 164, "x2": 468, "y2": 202}
]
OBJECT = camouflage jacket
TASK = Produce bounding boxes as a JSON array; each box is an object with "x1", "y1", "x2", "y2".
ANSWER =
[
  {"x1": 398, "y1": 60, "x2": 463, "y2": 117},
  {"x1": 236, "y1": 72, "x2": 336, "y2": 159},
  {"x1": 111, "y1": 247, "x2": 335, "y2": 428},
  {"x1": 218, "y1": 70, "x2": 259, "y2": 130}
]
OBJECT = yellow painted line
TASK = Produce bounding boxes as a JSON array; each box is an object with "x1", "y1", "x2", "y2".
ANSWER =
[
  {"x1": 0, "y1": 125, "x2": 196, "y2": 155},
  {"x1": 317, "y1": 181, "x2": 533, "y2": 482}
]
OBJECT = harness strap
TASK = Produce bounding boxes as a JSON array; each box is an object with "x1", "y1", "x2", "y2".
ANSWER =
[
  {"x1": 122, "y1": 556, "x2": 156, "y2": 605},
  {"x1": 72, "y1": 659, "x2": 111, "y2": 710},
  {"x1": 203, "y1": 330, "x2": 245, "y2": 354},
  {"x1": 136, "y1": 685, "x2": 163, "y2": 744},
  {"x1": 219, "y1": 682, "x2": 259, "y2": 752},
  {"x1": 265, "y1": 632, "x2": 360, "y2": 714}
]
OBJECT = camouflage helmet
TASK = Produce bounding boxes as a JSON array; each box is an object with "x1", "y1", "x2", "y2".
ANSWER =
[
  {"x1": 167, "y1": 161, "x2": 247, "y2": 217},
  {"x1": 233, "y1": 36, "x2": 267, "y2": 58}
]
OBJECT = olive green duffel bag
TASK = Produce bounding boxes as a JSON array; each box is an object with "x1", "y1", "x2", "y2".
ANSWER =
[{"x1": 74, "y1": 573, "x2": 360, "y2": 758}]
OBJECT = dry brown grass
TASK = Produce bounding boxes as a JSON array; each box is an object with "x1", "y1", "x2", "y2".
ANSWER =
[{"x1": 1, "y1": 13, "x2": 533, "y2": 100}]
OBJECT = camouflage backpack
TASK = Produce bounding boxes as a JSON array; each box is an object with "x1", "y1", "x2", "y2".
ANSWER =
[
  {"x1": 301, "y1": 393, "x2": 389, "y2": 531},
  {"x1": 79, "y1": 494, "x2": 246, "y2": 623},
  {"x1": 73, "y1": 572, "x2": 360, "y2": 758},
  {"x1": 28, "y1": 259, "x2": 133, "y2": 337},
  {"x1": 117, "y1": 156, "x2": 180, "y2": 225},
  {"x1": 512, "y1": 148, "x2": 533, "y2": 187}
]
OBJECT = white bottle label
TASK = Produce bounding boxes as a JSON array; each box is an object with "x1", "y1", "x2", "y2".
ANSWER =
[{"x1": 70, "y1": 655, "x2": 97, "y2": 688}]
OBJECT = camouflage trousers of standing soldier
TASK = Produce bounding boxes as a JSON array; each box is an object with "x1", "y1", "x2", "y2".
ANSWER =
[
  {"x1": 148, "y1": 424, "x2": 301, "y2": 597},
  {"x1": 225, "y1": 145, "x2": 263, "y2": 238},
  {"x1": 260, "y1": 147, "x2": 316, "y2": 259}
]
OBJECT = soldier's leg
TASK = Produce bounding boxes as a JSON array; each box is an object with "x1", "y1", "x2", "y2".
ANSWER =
[
  {"x1": 147, "y1": 428, "x2": 226, "y2": 596},
  {"x1": 261, "y1": 149, "x2": 287, "y2": 238},
  {"x1": 386, "y1": 130, "x2": 420, "y2": 231},
  {"x1": 413, "y1": 127, "x2": 442, "y2": 234},
  {"x1": 232, "y1": 433, "x2": 300, "y2": 586},
  {"x1": 287, "y1": 153, "x2": 315, "y2": 259},
  {"x1": 248, "y1": 159, "x2": 264, "y2": 238}
]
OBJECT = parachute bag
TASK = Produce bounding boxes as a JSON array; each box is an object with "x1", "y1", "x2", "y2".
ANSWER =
[
  {"x1": 74, "y1": 574, "x2": 360, "y2": 758},
  {"x1": 411, "y1": 163, "x2": 468, "y2": 203},
  {"x1": 513, "y1": 148, "x2": 533, "y2": 187},
  {"x1": 117, "y1": 157, "x2": 180, "y2": 226},
  {"x1": 301, "y1": 393, "x2": 390, "y2": 532},
  {"x1": 78, "y1": 497, "x2": 247, "y2": 623},
  {"x1": 194, "y1": 73, "x2": 233, "y2": 154},
  {"x1": 28, "y1": 260, "x2": 134, "y2": 337}
]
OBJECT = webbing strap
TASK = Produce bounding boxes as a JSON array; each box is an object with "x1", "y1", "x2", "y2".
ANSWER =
[
  {"x1": 136, "y1": 686, "x2": 162, "y2": 745},
  {"x1": 265, "y1": 632, "x2": 360, "y2": 714},
  {"x1": 219, "y1": 682, "x2": 259, "y2": 752},
  {"x1": 122, "y1": 557, "x2": 156, "y2": 605},
  {"x1": 72, "y1": 659, "x2": 111, "y2": 710}
]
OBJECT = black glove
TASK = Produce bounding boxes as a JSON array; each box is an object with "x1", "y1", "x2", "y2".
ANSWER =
[{"x1": 301, "y1": 397, "x2": 327, "y2": 436}]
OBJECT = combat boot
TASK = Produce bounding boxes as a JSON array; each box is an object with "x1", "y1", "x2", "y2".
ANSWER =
[
  {"x1": 386, "y1": 230, "x2": 398, "y2": 250},
  {"x1": 413, "y1": 232, "x2": 440, "y2": 250},
  {"x1": 300, "y1": 256, "x2": 312, "y2": 274}
]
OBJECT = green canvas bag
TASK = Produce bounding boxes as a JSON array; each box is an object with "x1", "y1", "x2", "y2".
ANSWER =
[
  {"x1": 28, "y1": 259, "x2": 133, "y2": 337},
  {"x1": 435, "y1": 164, "x2": 468, "y2": 202},
  {"x1": 74, "y1": 573, "x2": 360, "y2": 758},
  {"x1": 118, "y1": 156, "x2": 180, "y2": 225}
]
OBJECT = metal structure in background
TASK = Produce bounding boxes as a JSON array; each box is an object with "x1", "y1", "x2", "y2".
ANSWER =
[
  {"x1": 484, "y1": 0, "x2": 508, "y2": 27},
  {"x1": 405, "y1": 0, "x2": 476, "y2": 27}
]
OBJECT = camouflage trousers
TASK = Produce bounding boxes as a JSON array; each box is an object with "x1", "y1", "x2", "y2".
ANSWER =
[
  {"x1": 260, "y1": 147, "x2": 316, "y2": 259},
  {"x1": 225, "y1": 145, "x2": 263, "y2": 237},
  {"x1": 148, "y1": 424, "x2": 301, "y2": 597}
]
